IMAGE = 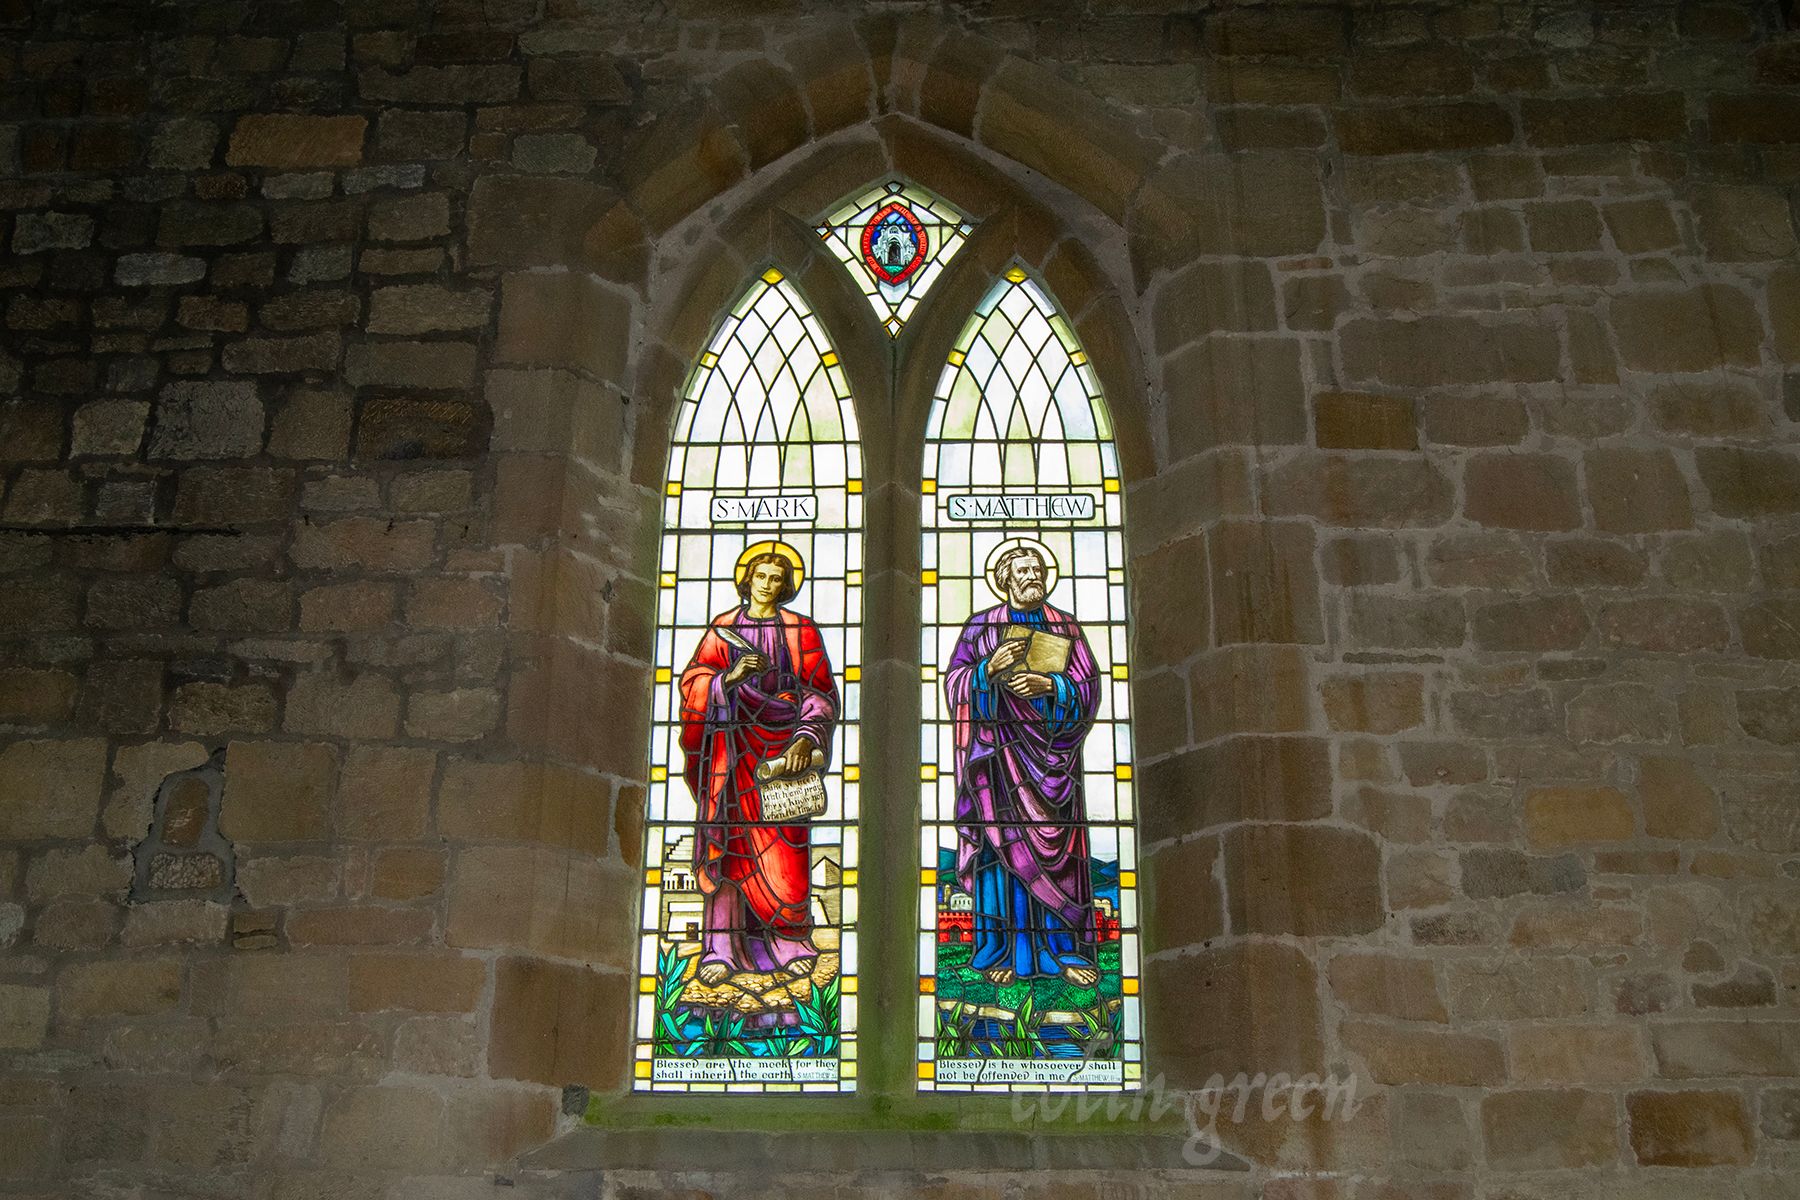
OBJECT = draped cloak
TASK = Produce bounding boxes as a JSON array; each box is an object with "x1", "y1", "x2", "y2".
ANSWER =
[
  {"x1": 679, "y1": 607, "x2": 836, "y2": 951},
  {"x1": 944, "y1": 602, "x2": 1099, "y2": 943}
]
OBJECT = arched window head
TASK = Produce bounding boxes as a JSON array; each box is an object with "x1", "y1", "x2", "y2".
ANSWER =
[
  {"x1": 918, "y1": 267, "x2": 1143, "y2": 1093},
  {"x1": 634, "y1": 269, "x2": 862, "y2": 1093},
  {"x1": 815, "y1": 179, "x2": 974, "y2": 338}
]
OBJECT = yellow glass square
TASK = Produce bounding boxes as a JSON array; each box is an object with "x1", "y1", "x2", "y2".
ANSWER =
[
  {"x1": 1071, "y1": 350, "x2": 1088, "y2": 365},
  {"x1": 698, "y1": 351, "x2": 718, "y2": 368},
  {"x1": 1112, "y1": 665, "x2": 1129, "y2": 681},
  {"x1": 638, "y1": 975, "x2": 655, "y2": 993},
  {"x1": 1115, "y1": 764, "x2": 1133, "y2": 781},
  {"x1": 1123, "y1": 977, "x2": 1139, "y2": 996},
  {"x1": 821, "y1": 351, "x2": 839, "y2": 366},
  {"x1": 666, "y1": 481, "x2": 683, "y2": 497},
  {"x1": 651, "y1": 766, "x2": 668, "y2": 782},
  {"x1": 655, "y1": 667, "x2": 672, "y2": 683},
  {"x1": 1104, "y1": 477, "x2": 1121, "y2": 493},
  {"x1": 1119, "y1": 870, "x2": 1136, "y2": 889},
  {"x1": 921, "y1": 665, "x2": 938, "y2": 681},
  {"x1": 844, "y1": 765, "x2": 860, "y2": 782},
  {"x1": 921, "y1": 479, "x2": 937, "y2": 494},
  {"x1": 659, "y1": 572, "x2": 677, "y2": 589},
  {"x1": 1004, "y1": 266, "x2": 1028, "y2": 283},
  {"x1": 845, "y1": 666, "x2": 861, "y2": 682},
  {"x1": 847, "y1": 570, "x2": 862, "y2": 585},
  {"x1": 919, "y1": 976, "x2": 936, "y2": 996},
  {"x1": 921, "y1": 764, "x2": 938, "y2": 782},
  {"x1": 1108, "y1": 568, "x2": 1124, "y2": 583},
  {"x1": 947, "y1": 350, "x2": 965, "y2": 367},
  {"x1": 918, "y1": 1061, "x2": 936, "y2": 1078},
  {"x1": 761, "y1": 267, "x2": 784, "y2": 284},
  {"x1": 848, "y1": 479, "x2": 863, "y2": 494},
  {"x1": 842, "y1": 976, "x2": 857, "y2": 993},
  {"x1": 921, "y1": 868, "x2": 937, "y2": 886},
  {"x1": 645, "y1": 868, "x2": 662, "y2": 885},
  {"x1": 842, "y1": 868, "x2": 858, "y2": 885},
  {"x1": 921, "y1": 569, "x2": 938, "y2": 585},
  {"x1": 635, "y1": 1060, "x2": 652, "y2": 1078}
]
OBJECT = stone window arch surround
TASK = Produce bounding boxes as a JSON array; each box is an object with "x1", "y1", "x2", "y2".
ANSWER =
[{"x1": 495, "y1": 100, "x2": 1348, "y2": 1164}]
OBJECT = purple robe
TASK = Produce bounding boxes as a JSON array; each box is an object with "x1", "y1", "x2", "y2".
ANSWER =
[{"x1": 944, "y1": 601, "x2": 1099, "y2": 942}]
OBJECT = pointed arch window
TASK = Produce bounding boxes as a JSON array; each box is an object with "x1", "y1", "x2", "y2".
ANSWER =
[
  {"x1": 917, "y1": 269, "x2": 1143, "y2": 1093},
  {"x1": 632, "y1": 269, "x2": 861, "y2": 1092},
  {"x1": 630, "y1": 181, "x2": 1147, "y2": 1102}
]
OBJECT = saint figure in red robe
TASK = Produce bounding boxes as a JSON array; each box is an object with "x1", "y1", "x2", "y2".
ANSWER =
[{"x1": 679, "y1": 544, "x2": 836, "y2": 986}]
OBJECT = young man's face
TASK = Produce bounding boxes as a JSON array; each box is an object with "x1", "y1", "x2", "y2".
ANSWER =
[{"x1": 749, "y1": 561, "x2": 787, "y2": 606}]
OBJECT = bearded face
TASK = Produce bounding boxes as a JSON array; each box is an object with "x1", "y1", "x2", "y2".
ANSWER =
[{"x1": 1003, "y1": 553, "x2": 1048, "y2": 610}]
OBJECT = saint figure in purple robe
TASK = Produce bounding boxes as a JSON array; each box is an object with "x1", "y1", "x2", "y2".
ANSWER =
[{"x1": 944, "y1": 546, "x2": 1101, "y2": 987}]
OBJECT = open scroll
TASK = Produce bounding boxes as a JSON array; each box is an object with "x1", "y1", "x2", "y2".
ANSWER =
[{"x1": 754, "y1": 750, "x2": 827, "y2": 822}]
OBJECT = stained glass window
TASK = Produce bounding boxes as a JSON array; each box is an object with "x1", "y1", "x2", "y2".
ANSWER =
[
  {"x1": 633, "y1": 268, "x2": 861, "y2": 1093},
  {"x1": 816, "y1": 180, "x2": 974, "y2": 338},
  {"x1": 916, "y1": 268, "x2": 1143, "y2": 1093}
]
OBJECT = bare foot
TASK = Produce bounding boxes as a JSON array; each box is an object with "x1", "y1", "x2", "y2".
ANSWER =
[
  {"x1": 697, "y1": 960, "x2": 730, "y2": 986},
  {"x1": 785, "y1": 956, "x2": 816, "y2": 977},
  {"x1": 983, "y1": 966, "x2": 1017, "y2": 985},
  {"x1": 1060, "y1": 963, "x2": 1100, "y2": 987}
]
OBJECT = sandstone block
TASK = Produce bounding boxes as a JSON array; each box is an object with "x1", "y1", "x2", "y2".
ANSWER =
[
  {"x1": 1482, "y1": 1089, "x2": 1618, "y2": 1168},
  {"x1": 1313, "y1": 391, "x2": 1416, "y2": 450},
  {"x1": 1709, "y1": 92, "x2": 1800, "y2": 143},
  {"x1": 1587, "y1": 448, "x2": 1693, "y2": 533},
  {"x1": 1696, "y1": 446, "x2": 1800, "y2": 518},
  {"x1": 284, "y1": 673, "x2": 401, "y2": 740},
  {"x1": 1141, "y1": 836, "x2": 1221, "y2": 954},
  {"x1": 1523, "y1": 92, "x2": 1685, "y2": 144},
  {"x1": 1342, "y1": 316, "x2": 1559, "y2": 387},
  {"x1": 221, "y1": 741, "x2": 337, "y2": 843},
  {"x1": 1342, "y1": 1022, "x2": 1504, "y2": 1086},
  {"x1": 1611, "y1": 286, "x2": 1762, "y2": 372},
  {"x1": 1328, "y1": 953, "x2": 1447, "y2": 1022},
  {"x1": 1222, "y1": 824, "x2": 1383, "y2": 937},
  {"x1": 405, "y1": 688, "x2": 500, "y2": 743},
  {"x1": 1461, "y1": 847, "x2": 1585, "y2": 899},
  {"x1": 0, "y1": 739, "x2": 107, "y2": 839},
  {"x1": 1336, "y1": 102, "x2": 1512, "y2": 154},
  {"x1": 488, "y1": 956, "x2": 630, "y2": 1088},
  {"x1": 59, "y1": 959, "x2": 182, "y2": 1022},
  {"x1": 1526, "y1": 785, "x2": 1636, "y2": 846},
  {"x1": 1629, "y1": 1089, "x2": 1753, "y2": 1166},
  {"x1": 1513, "y1": 1024, "x2": 1645, "y2": 1084},
  {"x1": 1207, "y1": 520, "x2": 1321, "y2": 645},
  {"x1": 1653, "y1": 1021, "x2": 1800, "y2": 1078},
  {"x1": 344, "y1": 341, "x2": 476, "y2": 390},
  {"x1": 1464, "y1": 453, "x2": 1581, "y2": 531},
  {"x1": 448, "y1": 845, "x2": 632, "y2": 965},
  {"x1": 1262, "y1": 454, "x2": 1454, "y2": 527},
  {"x1": 1140, "y1": 736, "x2": 1332, "y2": 841},
  {"x1": 0, "y1": 984, "x2": 50, "y2": 1049},
  {"x1": 339, "y1": 746, "x2": 435, "y2": 840},
  {"x1": 1471, "y1": 594, "x2": 1589, "y2": 652},
  {"x1": 1320, "y1": 673, "x2": 1424, "y2": 734},
  {"x1": 226, "y1": 114, "x2": 366, "y2": 168},
  {"x1": 1597, "y1": 598, "x2": 1728, "y2": 653},
  {"x1": 1146, "y1": 940, "x2": 1322, "y2": 1087},
  {"x1": 318, "y1": 1086, "x2": 445, "y2": 1170}
]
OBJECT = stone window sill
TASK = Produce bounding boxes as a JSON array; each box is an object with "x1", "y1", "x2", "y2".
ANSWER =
[{"x1": 521, "y1": 1126, "x2": 1247, "y2": 1176}]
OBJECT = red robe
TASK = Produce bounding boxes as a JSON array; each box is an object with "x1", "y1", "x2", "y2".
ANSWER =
[{"x1": 679, "y1": 607, "x2": 836, "y2": 940}]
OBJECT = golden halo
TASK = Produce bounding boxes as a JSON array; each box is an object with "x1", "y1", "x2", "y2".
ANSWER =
[
  {"x1": 735, "y1": 540, "x2": 807, "y2": 592},
  {"x1": 983, "y1": 537, "x2": 1059, "y2": 604}
]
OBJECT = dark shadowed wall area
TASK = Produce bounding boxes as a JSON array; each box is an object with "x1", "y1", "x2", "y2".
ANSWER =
[{"x1": 1, "y1": 1, "x2": 1799, "y2": 1196}]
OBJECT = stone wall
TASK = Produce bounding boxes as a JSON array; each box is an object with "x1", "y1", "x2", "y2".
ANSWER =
[{"x1": 1, "y1": 0, "x2": 1798, "y2": 1196}]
